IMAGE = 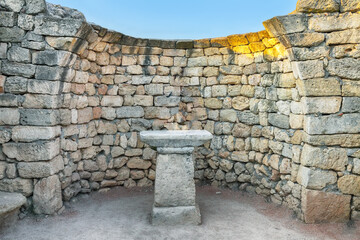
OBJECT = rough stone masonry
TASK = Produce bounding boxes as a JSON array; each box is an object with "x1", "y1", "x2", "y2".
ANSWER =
[{"x1": 0, "y1": 0, "x2": 359, "y2": 224}]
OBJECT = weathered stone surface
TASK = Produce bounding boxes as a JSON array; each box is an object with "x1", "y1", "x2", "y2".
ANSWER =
[
  {"x1": 18, "y1": 155, "x2": 64, "y2": 178},
  {"x1": 154, "y1": 96, "x2": 180, "y2": 107},
  {"x1": 297, "y1": 78, "x2": 341, "y2": 97},
  {"x1": 12, "y1": 126, "x2": 61, "y2": 142},
  {"x1": 304, "y1": 114, "x2": 360, "y2": 135},
  {"x1": 268, "y1": 113, "x2": 289, "y2": 129},
  {"x1": 303, "y1": 133, "x2": 360, "y2": 147},
  {"x1": 232, "y1": 96, "x2": 250, "y2": 111},
  {"x1": 0, "y1": 27, "x2": 25, "y2": 42},
  {"x1": 220, "y1": 110, "x2": 237, "y2": 123},
  {"x1": 328, "y1": 58, "x2": 360, "y2": 80},
  {"x1": 297, "y1": 166, "x2": 337, "y2": 190},
  {"x1": 0, "y1": 108, "x2": 19, "y2": 125},
  {"x1": 144, "y1": 107, "x2": 171, "y2": 119},
  {"x1": 302, "y1": 189, "x2": 351, "y2": 223},
  {"x1": 0, "y1": 0, "x2": 25, "y2": 12},
  {"x1": 23, "y1": 94, "x2": 61, "y2": 109},
  {"x1": 341, "y1": 0, "x2": 360, "y2": 12},
  {"x1": 116, "y1": 106, "x2": 144, "y2": 118},
  {"x1": 20, "y1": 109, "x2": 60, "y2": 126},
  {"x1": 292, "y1": 60, "x2": 324, "y2": 80},
  {"x1": 2, "y1": 62, "x2": 35, "y2": 78},
  {"x1": 296, "y1": 0, "x2": 340, "y2": 13},
  {"x1": 33, "y1": 175, "x2": 62, "y2": 215},
  {"x1": 25, "y1": 0, "x2": 46, "y2": 14},
  {"x1": 101, "y1": 96, "x2": 123, "y2": 107},
  {"x1": 127, "y1": 158, "x2": 151, "y2": 170},
  {"x1": 302, "y1": 97, "x2": 341, "y2": 114},
  {"x1": 0, "y1": 178, "x2": 33, "y2": 197},
  {"x1": 3, "y1": 139, "x2": 60, "y2": 161},
  {"x1": 232, "y1": 123, "x2": 251, "y2": 138},
  {"x1": 338, "y1": 175, "x2": 360, "y2": 196},
  {"x1": 34, "y1": 16, "x2": 85, "y2": 36},
  {"x1": 8, "y1": 46, "x2": 31, "y2": 63},
  {"x1": 301, "y1": 144, "x2": 348, "y2": 171},
  {"x1": 152, "y1": 205, "x2": 201, "y2": 226},
  {"x1": 263, "y1": 14, "x2": 307, "y2": 38},
  {"x1": 280, "y1": 33, "x2": 324, "y2": 48},
  {"x1": 0, "y1": 191, "x2": 26, "y2": 215},
  {"x1": 342, "y1": 97, "x2": 360, "y2": 113},
  {"x1": 32, "y1": 50, "x2": 75, "y2": 67},
  {"x1": 46, "y1": 37, "x2": 88, "y2": 54},
  {"x1": 310, "y1": 14, "x2": 360, "y2": 33}
]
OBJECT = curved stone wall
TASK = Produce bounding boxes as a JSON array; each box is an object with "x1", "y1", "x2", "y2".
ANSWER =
[{"x1": 0, "y1": 0, "x2": 359, "y2": 223}]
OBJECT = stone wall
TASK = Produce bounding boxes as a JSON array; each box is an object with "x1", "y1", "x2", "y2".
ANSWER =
[{"x1": 0, "y1": 0, "x2": 359, "y2": 223}]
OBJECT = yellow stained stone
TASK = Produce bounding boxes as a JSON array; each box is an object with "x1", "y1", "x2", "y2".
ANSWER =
[
  {"x1": 245, "y1": 32, "x2": 260, "y2": 43},
  {"x1": 211, "y1": 37, "x2": 230, "y2": 47},
  {"x1": 227, "y1": 34, "x2": 248, "y2": 46},
  {"x1": 249, "y1": 42, "x2": 266, "y2": 53},
  {"x1": 232, "y1": 45, "x2": 251, "y2": 54},
  {"x1": 258, "y1": 30, "x2": 270, "y2": 40}
]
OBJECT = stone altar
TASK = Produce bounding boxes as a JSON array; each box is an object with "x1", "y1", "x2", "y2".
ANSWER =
[{"x1": 140, "y1": 130, "x2": 213, "y2": 225}]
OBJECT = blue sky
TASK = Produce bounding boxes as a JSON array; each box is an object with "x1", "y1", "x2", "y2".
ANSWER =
[{"x1": 47, "y1": 0, "x2": 298, "y2": 40}]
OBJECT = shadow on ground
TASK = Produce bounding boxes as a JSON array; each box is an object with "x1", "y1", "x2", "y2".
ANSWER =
[{"x1": 1, "y1": 186, "x2": 359, "y2": 240}]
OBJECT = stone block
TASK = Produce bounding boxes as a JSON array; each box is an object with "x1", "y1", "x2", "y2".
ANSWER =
[
  {"x1": 0, "y1": 0, "x2": 25, "y2": 12},
  {"x1": 28, "y1": 80, "x2": 61, "y2": 95},
  {"x1": 101, "y1": 96, "x2": 123, "y2": 107},
  {"x1": 0, "y1": 108, "x2": 19, "y2": 125},
  {"x1": 183, "y1": 67, "x2": 203, "y2": 77},
  {"x1": 25, "y1": 0, "x2": 47, "y2": 14},
  {"x1": 310, "y1": 14, "x2": 360, "y2": 33},
  {"x1": 33, "y1": 50, "x2": 75, "y2": 67},
  {"x1": 296, "y1": 0, "x2": 339, "y2": 13},
  {"x1": 154, "y1": 96, "x2": 180, "y2": 107},
  {"x1": 302, "y1": 189, "x2": 351, "y2": 223},
  {"x1": 268, "y1": 113, "x2": 289, "y2": 129},
  {"x1": 220, "y1": 110, "x2": 237, "y2": 123},
  {"x1": 232, "y1": 123, "x2": 251, "y2": 138},
  {"x1": 45, "y1": 37, "x2": 88, "y2": 54},
  {"x1": 301, "y1": 144, "x2": 348, "y2": 171},
  {"x1": 2, "y1": 62, "x2": 35, "y2": 78},
  {"x1": 297, "y1": 166, "x2": 337, "y2": 190},
  {"x1": 3, "y1": 139, "x2": 60, "y2": 161},
  {"x1": 0, "y1": 178, "x2": 33, "y2": 197},
  {"x1": 20, "y1": 109, "x2": 60, "y2": 126},
  {"x1": 290, "y1": 46, "x2": 328, "y2": 61},
  {"x1": 302, "y1": 97, "x2": 341, "y2": 114},
  {"x1": 17, "y1": 14, "x2": 34, "y2": 31},
  {"x1": 4, "y1": 76, "x2": 27, "y2": 94},
  {"x1": 116, "y1": 106, "x2": 144, "y2": 118},
  {"x1": 279, "y1": 33, "x2": 324, "y2": 48},
  {"x1": 0, "y1": 94, "x2": 17, "y2": 107},
  {"x1": 133, "y1": 95, "x2": 153, "y2": 107},
  {"x1": 341, "y1": 0, "x2": 360, "y2": 12},
  {"x1": 127, "y1": 157, "x2": 151, "y2": 170},
  {"x1": 343, "y1": 80, "x2": 360, "y2": 97},
  {"x1": 343, "y1": 97, "x2": 360, "y2": 113},
  {"x1": 144, "y1": 107, "x2": 171, "y2": 119},
  {"x1": 0, "y1": 27, "x2": 25, "y2": 42},
  {"x1": 12, "y1": 126, "x2": 61, "y2": 142},
  {"x1": 18, "y1": 155, "x2": 64, "y2": 178},
  {"x1": 328, "y1": 58, "x2": 360, "y2": 80},
  {"x1": 33, "y1": 175, "x2": 62, "y2": 215},
  {"x1": 23, "y1": 94, "x2": 61, "y2": 109},
  {"x1": 132, "y1": 76, "x2": 153, "y2": 85},
  {"x1": 263, "y1": 14, "x2": 307, "y2": 38},
  {"x1": 304, "y1": 114, "x2": 360, "y2": 135},
  {"x1": 8, "y1": 45, "x2": 31, "y2": 63},
  {"x1": 36, "y1": 66, "x2": 74, "y2": 81},
  {"x1": 34, "y1": 15, "x2": 85, "y2": 36},
  {"x1": 292, "y1": 60, "x2": 324, "y2": 80},
  {"x1": 297, "y1": 78, "x2": 341, "y2": 97},
  {"x1": 338, "y1": 175, "x2": 360, "y2": 196},
  {"x1": 0, "y1": 11, "x2": 16, "y2": 27}
]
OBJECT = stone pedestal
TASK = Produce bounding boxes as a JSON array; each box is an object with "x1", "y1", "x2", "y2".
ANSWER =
[{"x1": 140, "y1": 130, "x2": 212, "y2": 225}]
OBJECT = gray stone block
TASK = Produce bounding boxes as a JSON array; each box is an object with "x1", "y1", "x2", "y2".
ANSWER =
[
  {"x1": 20, "y1": 109, "x2": 60, "y2": 126},
  {"x1": 7, "y1": 45, "x2": 31, "y2": 63},
  {"x1": 304, "y1": 113, "x2": 360, "y2": 134},
  {"x1": 268, "y1": 113, "x2": 290, "y2": 129},
  {"x1": 2, "y1": 139, "x2": 60, "y2": 161},
  {"x1": 0, "y1": 94, "x2": 17, "y2": 107},
  {"x1": 0, "y1": 178, "x2": 33, "y2": 197},
  {"x1": 342, "y1": 97, "x2": 360, "y2": 113},
  {"x1": 12, "y1": 126, "x2": 61, "y2": 142},
  {"x1": 2, "y1": 61, "x2": 35, "y2": 78},
  {"x1": 0, "y1": 27, "x2": 25, "y2": 42},
  {"x1": 25, "y1": 0, "x2": 46, "y2": 14},
  {"x1": 154, "y1": 96, "x2": 180, "y2": 107},
  {"x1": 0, "y1": 0, "x2": 25, "y2": 12},
  {"x1": 4, "y1": 76, "x2": 28, "y2": 93},
  {"x1": 33, "y1": 175, "x2": 62, "y2": 215},
  {"x1": 0, "y1": 108, "x2": 19, "y2": 125},
  {"x1": 28, "y1": 80, "x2": 61, "y2": 95},
  {"x1": 34, "y1": 16, "x2": 85, "y2": 37},
  {"x1": 328, "y1": 58, "x2": 360, "y2": 80},
  {"x1": 0, "y1": 11, "x2": 16, "y2": 27},
  {"x1": 18, "y1": 155, "x2": 64, "y2": 178},
  {"x1": 32, "y1": 50, "x2": 76, "y2": 67}
]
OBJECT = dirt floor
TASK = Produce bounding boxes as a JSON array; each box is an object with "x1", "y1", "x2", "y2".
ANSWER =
[{"x1": 1, "y1": 186, "x2": 359, "y2": 240}]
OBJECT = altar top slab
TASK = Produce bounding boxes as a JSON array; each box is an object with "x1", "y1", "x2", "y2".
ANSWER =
[{"x1": 140, "y1": 130, "x2": 213, "y2": 148}]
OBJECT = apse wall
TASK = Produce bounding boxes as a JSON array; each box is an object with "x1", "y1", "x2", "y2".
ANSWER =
[{"x1": 0, "y1": 0, "x2": 359, "y2": 223}]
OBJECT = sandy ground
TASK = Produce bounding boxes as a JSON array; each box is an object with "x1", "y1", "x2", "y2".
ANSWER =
[{"x1": 1, "y1": 186, "x2": 359, "y2": 240}]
